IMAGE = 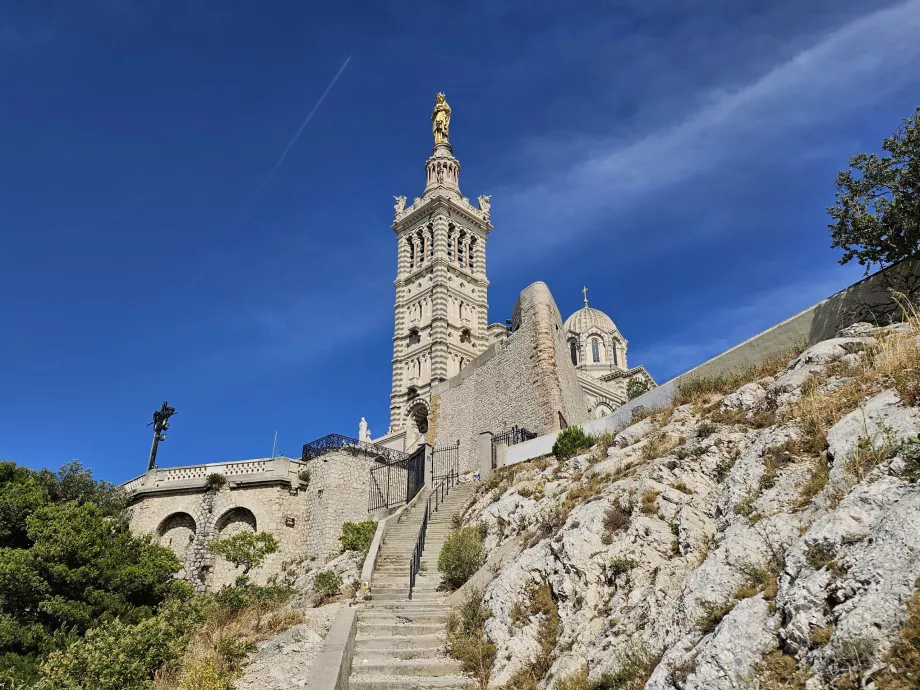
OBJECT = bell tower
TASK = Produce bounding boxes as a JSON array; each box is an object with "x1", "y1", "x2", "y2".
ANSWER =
[{"x1": 388, "y1": 94, "x2": 493, "y2": 443}]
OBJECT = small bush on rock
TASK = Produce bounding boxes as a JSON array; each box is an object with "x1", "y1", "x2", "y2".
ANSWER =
[
  {"x1": 339, "y1": 520, "x2": 377, "y2": 552},
  {"x1": 553, "y1": 426, "x2": 596, "y2": 461},
  {"x1": 314, "y1": 570, "x2": 342, "y2": 602},
  {"x1": 438, "y1": 526, "x2": 485, "y2": 589},
  {"x1": 206, "y1": 473, "x2": 227, "y2": 490},
  {"x1": 601, "y1": 505, "x2": 631, "y2": 544}
]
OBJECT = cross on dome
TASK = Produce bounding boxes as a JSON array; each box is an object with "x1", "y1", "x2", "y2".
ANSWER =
[{"x1": 582, "y1": 286, "x2": 589, "y2": 307}]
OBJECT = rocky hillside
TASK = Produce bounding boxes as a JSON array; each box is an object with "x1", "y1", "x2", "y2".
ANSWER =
[{"x1": 457, "y1": 322, "x2": 920, "y2": 690}]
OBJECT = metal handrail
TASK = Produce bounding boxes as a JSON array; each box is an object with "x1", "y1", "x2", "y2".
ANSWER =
[{"x1": 408, "y1": 467, "x2": 458, "y2": 600}]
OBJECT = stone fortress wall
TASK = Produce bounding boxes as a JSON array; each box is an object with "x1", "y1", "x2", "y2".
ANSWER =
[
  {"x1": 429, "y1": 281, "x2": 589, "y2": 471},
  {"x1": 126, "y1": 452, "x2": 369, "y2": 591}
]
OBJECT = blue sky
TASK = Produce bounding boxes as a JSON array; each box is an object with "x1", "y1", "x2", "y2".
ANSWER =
[{"x1": 2, "y1": 1, "x2": 919, "y2": 483}]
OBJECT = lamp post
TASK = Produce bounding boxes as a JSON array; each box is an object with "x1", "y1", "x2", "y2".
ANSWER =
[{"x1": 147, "y1": 401, "x2": 176, "y2": 471}]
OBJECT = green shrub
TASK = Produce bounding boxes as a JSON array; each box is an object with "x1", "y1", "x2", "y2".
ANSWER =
[
  {"x1": 552, "y1": 426, "x2": 596, "y2": 461},
  {"x1": 314, "y1": 571, "x2": 342, "y2": 601},
  {"x1": 298, "y1": 469, "x2": 311, "y2": 486},
  {"x1": 212, "y1": 576, "x2": 295, "y2": 614},
  {"x1": 592, "y1": 643, "x2": 659, "y2": 690},
  {"x1": 438, "y1": 526, "x2": 485, "y2": 590},
  {"x1": 339, "y1": 520, "x2": 378, "y2": 553},
  {"x1": 38, "y1": 597, "x2": 203, "y2": 690},
  {"x1": 206, "y1": 473, "x2": 227, "y2": 490}
]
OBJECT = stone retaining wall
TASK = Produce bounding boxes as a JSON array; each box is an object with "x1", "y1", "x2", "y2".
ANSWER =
[{"x1": 430, "y1": 281, "x2": 588, "y2": 471}]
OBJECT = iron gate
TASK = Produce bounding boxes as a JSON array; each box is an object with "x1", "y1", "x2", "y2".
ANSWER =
[
  {"x1": 368, "y1": 444, "x2": 425, "y2": 512},
  {"x1": 432, "y1": 440, "x2": 459, "y2": 483}
]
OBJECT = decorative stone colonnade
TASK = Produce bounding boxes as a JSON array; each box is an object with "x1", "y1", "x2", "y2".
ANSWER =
[{"x1": 126, "y1": 453, "x2": 370, "y2": 591}]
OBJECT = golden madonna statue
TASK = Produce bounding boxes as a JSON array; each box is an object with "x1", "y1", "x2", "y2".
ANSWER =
[{"x1": 431, "y1": 92, "x2": 451, "y2": 145}]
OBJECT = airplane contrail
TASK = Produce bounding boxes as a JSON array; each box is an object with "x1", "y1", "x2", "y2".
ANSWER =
[{"x1": 265, "y1": 55, "x2": 352, "y2": 183}]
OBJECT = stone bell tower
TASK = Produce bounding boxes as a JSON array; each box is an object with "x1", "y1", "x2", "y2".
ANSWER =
[{"x1": 387, "y1": 93, "x2": 493, "y2": 443}]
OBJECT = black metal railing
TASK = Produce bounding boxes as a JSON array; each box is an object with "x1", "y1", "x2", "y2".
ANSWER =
[
  {"x1": 368, "y1": 445, "x2": 425, "y2": 512},
  {"x1": 432, "y1": 440, "x2": 459, "y2": 483},
  {"x1": 409, "y1": 467, "x2": 458, "y2": 600},
  {"x1": 491, "y1": 425, "x2": 538, "y2": 469},
  {"x1": 492, "y1": 425, "x2": 538, "y2": 447},
  {"x1": 301, "y1": 434, "x2": 410, "y2": 464}
]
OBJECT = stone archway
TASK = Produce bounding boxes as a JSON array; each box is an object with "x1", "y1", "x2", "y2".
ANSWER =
[
  {"x1": 210, "y1": 507, "x2": 258, "y2": 588},
  {"x1": 156, "y1": 512, "x2": 196, "y2": 571}
]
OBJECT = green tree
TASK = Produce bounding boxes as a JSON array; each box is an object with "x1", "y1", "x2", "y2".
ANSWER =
[
  {"x1": 208, "y1": 531, "x2": 279, "y2": 574},
  {"x1": 829, "y1": 106, "x2": 920, "y2": 271},
  {"x1": 0, "y1": 461, "x2": 182, "y2": 684}
]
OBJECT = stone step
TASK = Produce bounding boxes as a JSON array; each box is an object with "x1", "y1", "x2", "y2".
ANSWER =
[
  {"x1": 369, "y1": 593, "x2": 443, "y2": 603},
  {"x1": 354, "y1": 633, "x2": 444, "y2": 650},
  {"x1": 352, "y1": 646, "x2": 445, "y2": 661},
  {"x1": 360, "y1": 601, "x2": 446, "y2": 612},
  {"x1": 358, "y1": 622, "x2": 444, "y2": 636},
  {"x1": 348, "y1": 674, "x2": 475, "y2": 689},
  {"x1": 359, "y1": 611, "x2": 447, "y2": 624},
  {"x1": 351, "y1": 659, "x2": 464, "y2": 677}
]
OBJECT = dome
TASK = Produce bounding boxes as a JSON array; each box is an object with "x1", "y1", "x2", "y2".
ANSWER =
[{"x1": 564, "y1": 304, "x2": 616, "y2": 335}]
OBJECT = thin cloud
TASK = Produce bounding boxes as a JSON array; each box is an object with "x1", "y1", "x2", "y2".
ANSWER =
[{"x1": 493, "y1": 0, "x2": 920, "y2": 262}]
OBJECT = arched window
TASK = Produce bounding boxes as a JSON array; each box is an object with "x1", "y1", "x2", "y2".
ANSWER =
[
  {"x1": 447, "y1": 226, "x2": 455, "y2": 262},
  {"x1": 570, "y1": 341, "x2": 578, "y2": 365},
  {"x1": 612, "y1": 344, "x2": 619, "y2": 366},
  {"x1": 410, "y1": 239, "x2": 417, "y2": 268},
  {"x1": 592, "y1": 338, "x2": 601, "y2": 363},
  {"x1": 469, "y1": 239, "x2": 476, "y2": 271},
  {"x1": 407, "y1": 328, "x2": 420, "y2": 347}
]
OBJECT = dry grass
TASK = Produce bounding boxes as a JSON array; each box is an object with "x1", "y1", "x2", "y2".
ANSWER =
[
  {"x1": 699, "y1": 600, "x2": 735, "y2": 634},
  {"x1": 640, "y1": 433, "x2": 678, "y2": 462},
  {"x1": 810, "y1": 626, "x2": 834, "y2": 647},
  {"x1": 601, "y1": 505, "x2": 631, "y2": 545},
  {"x1": 152, "y1": 588, "x2": 304, "y2": 690},
  {"x1": 672, "y1": 480, "x2": 693, "y2": 495},
  {"x1": 754, "y1": 651, "x2": 811, "y2": 690},
  {"x1": 795, "y1": 458, "x2": 831, "y2": 507},
  {"x1": 640, "y1": 491, "x2": 660, "y2": 517},
  {"x1": 563, "y1": 472, "x2": 609, "y2": 514},
  {"x1": 553, "y1": 667, "x2": 589, "y2": 690},
  {"x1": 674, "y1": 347, "x2": 806, "y2": 408},
  {"x1": 504, "y1": 584, "x2": 559, "y2": 690},
  {"x1": 591, "y1": 643, "x2": 660, "y2": 690},
  {"x1": 875, "y1": 587, "x2": 920, "y2": 689},
  {"x1": 790, "y1": 301, "x2": 920, "y2": 462},
  {"x1": 446, "y1": 590, "x2": 496, "y2": 689}
]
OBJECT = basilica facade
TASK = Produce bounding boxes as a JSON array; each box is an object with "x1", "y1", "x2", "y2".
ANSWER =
[{"x1": 371, "y1": 94, "x2": 655, "y2": 453}]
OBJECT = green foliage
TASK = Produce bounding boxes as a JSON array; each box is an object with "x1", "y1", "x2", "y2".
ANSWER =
[
  {"x1": 552, "y1": 426, "x2": 596, "y2": 461},
  {"x1": 446, "y1": 590, "x2": 495, "y2": 688},
  {"x1": 205, "y1": 473, "x2": 227, "y2": 490},
  {"x1": 37, "y1": 597, "x2": 203, "y2": 690},
  {"x1": 0, "y1": 460, "x2": 183, "y2": 684},
  {"x1": 314, "y1": 571, "x2": 342, "y2": 601},
  {"x1": 438, "y1": 526, "x2": 485, "y2": 590},
  {"x1": 298, "y1": 469, "x2": 311, "y2": 486},
  {"x1": 212, "y1": 575, "x2": 294, "y2": 614},
  {"x1": 207, "y1": 531, "x2": 278, "y2": 574},
  {"x1": 626, "y1": 377, "x2": 651, "y2": 401},
  {"x1": 338, "y1": 520, "x2": 377, "y2": 553},
  {"x1": 829, "y1": 106, "x2": 920, "y2": 270}
]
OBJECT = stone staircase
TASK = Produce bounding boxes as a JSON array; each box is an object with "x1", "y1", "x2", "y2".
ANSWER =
[{"x1": 349, "y1": 482, "x2": 479, "y2": 690}]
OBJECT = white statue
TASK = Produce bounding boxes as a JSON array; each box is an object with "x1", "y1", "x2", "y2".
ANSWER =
[
  {"x1": 359, "y1": 417, "x2": 371, "y2": 442},
  {"x1": 393, "y1": 196, "x2": 406, "y2": 218},
  {"x1": 478, "y1": 194, "x2": 491, "y2": 216}
]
